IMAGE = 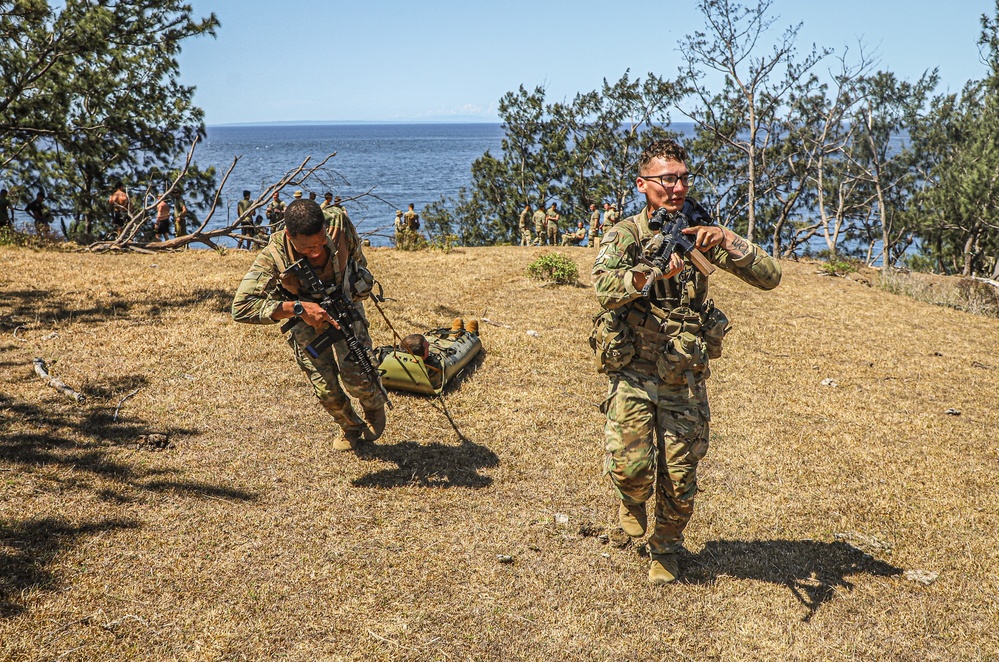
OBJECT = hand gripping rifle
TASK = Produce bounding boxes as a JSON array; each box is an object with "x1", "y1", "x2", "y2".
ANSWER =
[
  {"x1": 639, "y1": 199, "x2": 717, "y2": 298},
  {"x1": 282, "y1": 258, "x2": 392, "y2": 409}
]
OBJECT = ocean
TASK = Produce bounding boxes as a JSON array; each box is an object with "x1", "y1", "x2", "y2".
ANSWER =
[{"x1": 198, "y1": 123, "x2": 504, "y2": 246}]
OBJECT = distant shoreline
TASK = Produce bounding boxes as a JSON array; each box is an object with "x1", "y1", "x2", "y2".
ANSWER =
[{"x1": 210, "y1": 120, "x2": 504, "y2": 128}]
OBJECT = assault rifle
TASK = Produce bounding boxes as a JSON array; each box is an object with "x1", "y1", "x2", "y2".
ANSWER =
[
  {"x1": 639, "y1": 199, "x2": 717, "y2": 297},
  {"x1": 282, "y1": 258, "x2": 392, "y2": 409}
]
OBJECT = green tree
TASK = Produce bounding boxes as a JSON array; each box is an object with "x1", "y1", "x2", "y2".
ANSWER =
[{"x1": 0, "y1": 0, "x2": 219, "y2": 236}]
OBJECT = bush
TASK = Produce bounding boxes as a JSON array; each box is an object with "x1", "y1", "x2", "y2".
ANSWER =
[
  {"x1": 526, "y1": 252, "x2": 579, "y2": 285},
  {"x1": 818, "y1": 257, "x2": 859, "y2": 276}
]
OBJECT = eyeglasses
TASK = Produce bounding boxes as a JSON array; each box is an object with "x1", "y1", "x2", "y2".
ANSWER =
[{"x1": 641, "y1": 173, "x2": 694, "y2": 188}]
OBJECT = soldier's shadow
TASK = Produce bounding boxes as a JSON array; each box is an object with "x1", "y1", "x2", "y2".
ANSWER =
[
  {"x1": 352, "y1": 436, "x2": 498, "y2": 489},
  {"x1": 679, "y1": 539, "x2": 904, "y2": 621}
]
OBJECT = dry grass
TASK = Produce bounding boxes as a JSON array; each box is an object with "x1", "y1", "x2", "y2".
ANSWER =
[
  {"x1": 1, "y1": 243, "x2": 997, "y2": 661},
  {"x1": 879, "y1": 268, "x2": 999, "y2": 318}
]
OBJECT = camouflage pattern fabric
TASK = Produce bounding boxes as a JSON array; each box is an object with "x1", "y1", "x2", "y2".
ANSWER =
[
  {"x1": 324, "y1": 204, "x2": 366, "y2": 267},
  {"x1": 546, "y1": 208, "x2": 560, "y2": 245},
  {"x1": 561, "y1": 226, "x2": 586, "y2": 245},
  {"x1": 589, "y1": 209, "x2": 601, "y2": 246},
  {"x1": 532, "y1": 209, "x2": 546, "y2": 245},
  {"x1": 592, "y1": 205, "x2": 781, "y2": 557},
  {"x1": 231, "y1": 229, "x2": 385, "y2": 435},
  {"x1": 519, "y1": 208, "x2": 533, "y2": 246}
]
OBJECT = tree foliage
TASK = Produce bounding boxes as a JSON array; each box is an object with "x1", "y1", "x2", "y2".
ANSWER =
[{"x1": 0, "y1": 0, "x2": 219, "y2": 236}]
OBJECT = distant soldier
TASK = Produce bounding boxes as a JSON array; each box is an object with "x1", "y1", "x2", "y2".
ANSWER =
[
  {"x1": 545, "y1": 202, "x2": 560, "y2": 246},
  {"x1": 237, "y1": 190, "x2": 255, "y2": 249},
  {"x1": 561, "y1": 221, "x2": 586, "y2": 246},
  {"x1": 324, "y1": 196, "x2": 365, "y2": 267},
  {"x1": 173, "y1": 191, "x2": 188, "y2": 238},
  {"x1": 518, "y1": 203, "x2": 532, "y2": 246},
  {"x1": 308, "y1": 191, "x2": 317, "y2": 202},
  {"x1": 24, "y1": 190, "x2": 53, "y2": 235},
  {"x1": 108, "y1": 182, "x2": 132, "y2": 232},
  {"x1": 604, "y1": 202, "x2": 619, "y2": 228},
  {"x1": 320, "y1": 192, "x2": 334, "y2": 211},
  {"x1": 532, "y1": 204, "x2": 546, "y2": 245},
  {"x1": 394, "y1": 210, "x2": 406, "y2": 246},
  {"x1": 403, "y1": 203, "x2": 420, "y2": 232},
  {"x1": 588, "y1": 203, "x2": 601, "y2": 247},
  {"x1": 0, "y1": 189, "x2": 13, "y2": 229},
  {"x1": 266, "y1": 192, "x2": 286, "y2": 231},
  {"x1": 293, "y1": 190, "x2": 303, "y2": 200},
  {"x1": 154, "y1": 194, "x2": 171, "y2": 242}
]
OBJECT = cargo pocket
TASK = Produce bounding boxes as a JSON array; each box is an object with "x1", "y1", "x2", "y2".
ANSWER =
[{"x1": 589, "y1": 310, "x2": 635, "y2": 374}]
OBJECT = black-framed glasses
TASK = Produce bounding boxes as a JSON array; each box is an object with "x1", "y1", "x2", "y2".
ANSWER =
[{"x1": 642, "y1": 173, "x2": 694, "y2": 188}]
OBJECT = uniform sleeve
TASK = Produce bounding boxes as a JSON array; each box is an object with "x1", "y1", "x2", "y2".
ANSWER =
[
  {"x1": 231, "y1": 250, "x2": 284, "y2": 324},
  {"x1": 592, "y1": 227, "x2": 643, "y2": 310},
  {"x1": 710, "y1": 241, "x2": 782, "y2": 291}
]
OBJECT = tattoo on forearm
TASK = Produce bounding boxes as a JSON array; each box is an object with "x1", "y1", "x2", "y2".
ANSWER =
[{"x1": 727, "y1": 235, "x2": 751, "y2": 259}]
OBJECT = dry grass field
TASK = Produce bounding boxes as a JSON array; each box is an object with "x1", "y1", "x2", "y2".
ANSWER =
[{"x1": 1, "y1": 243, "x2": 997, "y2": 660}]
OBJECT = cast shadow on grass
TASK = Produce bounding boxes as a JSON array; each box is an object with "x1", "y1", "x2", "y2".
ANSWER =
[
  {"x1": 352, "y1": 436, "x2": 499, "y2": 489},
  {"x1": 0, "y1": 517, "x2": 141, "y2": 618},
  {"x1": 680, "y1": 539, "x2": 903, "y2": 622}
]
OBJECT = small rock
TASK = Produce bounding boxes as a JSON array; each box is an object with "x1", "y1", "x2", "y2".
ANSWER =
[
  {"x1": 526, "y1": 330, "x2": 540, "y2": 338},
  {"x1": 904, "y1": 569, "x2": 939, "y2": 585},
  {"x1": 150, "y1": 264, "x2": 158, "y2": 268},
  {"x1": 600, "y1": 553, "x2": 610, "y2": 559},
  {"x1": 137, "y1": 433, "x2": 171, "y2": 450},
  {"x1": 820, "y1": 378, "x2": 838, "y2": 387},
  {"x1": 944, "y1": 408, "x2": 961, "y2": 416},
  {"x1": 932, "y1": 351, "x2": 943, "y2": 357},
  {"x1": 554, "y1": 513, "x2": 569, "y2": 526},
  {"x1": 41, "y1": 332, "x2": 59, "y2": 341},
  {"x1": 496, "y1": 555, "x2": 514, "y2": 564}
]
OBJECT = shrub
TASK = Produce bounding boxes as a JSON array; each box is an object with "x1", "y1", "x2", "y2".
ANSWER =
[{"x1": 526, "y1": 252, "x2": 579, "y2": 285}]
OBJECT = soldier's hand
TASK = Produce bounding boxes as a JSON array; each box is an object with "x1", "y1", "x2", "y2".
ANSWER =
[
  {"x1": 682, "y1": 225, "x2": 724, "y2": 251},
  {"x1": 300, "y1": 302, "x2": 340, "y2": 330}
]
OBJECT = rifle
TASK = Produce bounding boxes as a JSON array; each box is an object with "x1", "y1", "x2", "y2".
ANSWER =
[
  {"x1": 281, "y1": 258, "x2": 392, "y2": 409},
  {"x1": 639, "y1": 199, "x2": 717, "y2": 297}
]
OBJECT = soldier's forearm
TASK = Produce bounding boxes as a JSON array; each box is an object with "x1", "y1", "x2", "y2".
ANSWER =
[{"x1": 720, "y1": 227, "x2": 753, "y2": 261}]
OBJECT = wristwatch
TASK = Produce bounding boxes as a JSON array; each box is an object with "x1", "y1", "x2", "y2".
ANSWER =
[{"x1": 292, "y1": 300, "x2": 304, "y2": 316}]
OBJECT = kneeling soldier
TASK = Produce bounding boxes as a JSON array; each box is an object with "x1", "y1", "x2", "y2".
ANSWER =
[{"x1": 232, "y1": 199, "x2": 388, "y2": 452}]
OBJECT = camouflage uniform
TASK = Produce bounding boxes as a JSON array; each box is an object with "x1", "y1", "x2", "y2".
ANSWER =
[
  {"x1": 532, "y1": 208, "x2": 546, "y2": 245},
  {"x1": 266, "y1": 199, "x2": 286, "y2": 232},
  {"x1": 604, "y1": 207, "x2": 619, "y2": 229},
  {"x1": 588, "y1": 209, "x2": 601, "y2": 247},
  {"x1": 231, "y1": 229, "x2": 385, "y2": 437},
  {"x1": 324, "y1": 203, "x2": 366, "y2": 267},
  {"x1": 518, "y1": 208, "x2": 533, "y2": 246},
  {"x1": 592, "y1": 206, "x2": 781, "y2": 559},
  {"x1": 545, "y1": 206, "x2": 560, "y2": 245},
  {"x1": 561, "y1": 225, "x2": 586, "y2": 246}
]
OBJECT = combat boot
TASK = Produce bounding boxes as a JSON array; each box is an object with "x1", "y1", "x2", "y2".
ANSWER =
[
  {"x1": 450, "y1": 318, "x2": 464, "y2": 333},
  {"x1": 362, "y1": 406, "x2": 386, "y2": 442},
  {"x1": 648, "y1": 554, "x2": 680, "y2": 585},
  {"x1": 618, "y1": 501, "x2": 647, "y2": 537},
  {"x1": 332, "y1": 428, "x2": 363, "y2": 452},
  {"x1": 465, "y1": 319, "x2": 479, "y2": 335}
]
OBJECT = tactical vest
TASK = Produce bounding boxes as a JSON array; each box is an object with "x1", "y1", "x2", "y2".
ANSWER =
[
  {"x1": 262, "y1": 231, "x2": 342, "y2": 300},
  {"x1": 590, "y1": 219, "x2": 730, "y2": 389}
]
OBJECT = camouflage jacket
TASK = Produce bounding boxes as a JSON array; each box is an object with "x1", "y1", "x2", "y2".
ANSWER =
[
  {"x1": 518, "y1": 209, "x2": 531, "y2": 230},
  {"x1": 324, "y1": 204, "x2": 366, "y2": 268},
  {"x1": 593, "y1": 206, "x2": 781, "y2": 315},
  {"x1": 532, "y1": 209, "x2": 546, "y2": 227},
  {"x1": 231, "y1": 229, "x2": 353, "y2": 325},
  {"x1": 589, "y1": 210, "x2": 601, "y2": 230}
]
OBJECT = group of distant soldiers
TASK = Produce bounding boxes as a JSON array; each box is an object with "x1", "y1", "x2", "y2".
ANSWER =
[{"x1": 518, "y1": 201, "x2": 620, "y2": 247}]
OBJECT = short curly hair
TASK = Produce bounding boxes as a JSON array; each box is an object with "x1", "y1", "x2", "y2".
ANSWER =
[
  {"x1": 284, "y1": 199, "x2": 326, "y2": 236},
  {"x1": 638, "y1": 139, "x2": 688, "y2": 175}
]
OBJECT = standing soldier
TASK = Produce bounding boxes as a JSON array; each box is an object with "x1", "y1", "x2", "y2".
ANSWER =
[
  {"x1": 108, "y1": 182, "x2": 132, "y2": 233},
  {"x1": 24, "y1": 190, "x2": 53, "y2": 235},
  {"x1": 237, "y1": 190, "x2": 255, "y2": 249},
  {"x1": 402, "y1": 203, "x2": 420, "y2": 233},
  {"x1": 588, "y1": 203, "x2": 601, "y2": 247},
  {"x1": 154, "y1": 194, "x2": 171, "y2": 242},
  {"x1": 320, "y1": 192, "x2": 334, "y2": 211},
  {"x1": 266, "y1": 192, "x2": 286, "y2": 232},
  {"x1": 172, "y1": 191, "x2": 188, "y2": 239},
  {"x1": 231, "y1": 199, "x2": 387, "y2": 451},
  {"x1": 0, "y1": 189, "x2": 13, "y2": 230},
  {"x1": 603, "y1": 202, "x2": 619, "y2": 229},
  {"x1": 518, "y1": 203, "x2": 533, "y2": 246},
  {"x1": 592, "y1": 139, "x2": 781, "y2": 584},
  {"x1": 545, "y1": 202, "x2": 560, "y2": 246},
  {"x1": 394, "y1": 210, "x2": 406, "y2": 247},
  {"x1": 324, "y1": 196, "x2": 365, "y2": 266},
  {"x1": 532, "y1": 204, "x2": 546, "y2": 245}
]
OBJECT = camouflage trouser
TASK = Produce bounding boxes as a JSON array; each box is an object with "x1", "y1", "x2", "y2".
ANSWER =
[
  {"x1": 520, "y1": 228, "x2": 532, "y2": 246},
  {"x1": 547, "y1": 223, "x2": 558, "y2": 246},
  {"x1": 286, "y1": 303, "x2": 386, "y2": 435},
  {"x1": 534, "y1": 223, "x2": 545, "y2": 245},
  {"x1": 588, "y1": 232, "x2": 598, "y2": 247},
  {"x1": 603, "y1": 369, "x2": 710, "y2": 557}
]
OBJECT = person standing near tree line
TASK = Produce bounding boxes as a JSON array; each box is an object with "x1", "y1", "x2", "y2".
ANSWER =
[
  {"x1": 173, "y1": 191, "x2": 188, "y2": 239},
  {"x1": 237, "y1": 189, "x2": 257, "y2": 249},
  {"x1": 108, "y1": 181, "x2": 131, "y2": 233},
  {"x1": 0, "y1": 189, "x2": 13, "y2": 230},
  {"x1": 545, "y1": 202, "x2": 560, "y2": 246},
  {"x1": 591, "y1": 138, "x2": 781, "y2": 585},
  {"x1": 532, "y1": 204, "x2": 547, "y2": 245},
  {"x1": 231, "y1": 199, "x2": 387, "y2": 451},
  {"x1": 603, "y1": 202, "x2": 619, "y2": 229},
  {"x1": 154, "y1": 194, "x2": 171, "y2": 242},
  {"x1": 588, "y1": 203, "x2": 601, "y2": 247},
  {"x1": 518, "y1": 203, "x2": 533, "y2": 246},
  {"x1": 24, "y1": 190, "x2": 52, "y2": 235}
]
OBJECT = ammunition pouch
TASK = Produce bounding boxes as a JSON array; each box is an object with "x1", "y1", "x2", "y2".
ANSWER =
[
  {"x1": 700, "y1": 299, "x2": 730, "y2": 359},
  {"x1": 589, "y1": 309, "x2": 635, "y2": 374},
  {"x1": 656, "y1": 331, "x2": 709, "y2": 387},
  {"x1": 349, "y1": 264, "x2": 374, "y2": 301}
]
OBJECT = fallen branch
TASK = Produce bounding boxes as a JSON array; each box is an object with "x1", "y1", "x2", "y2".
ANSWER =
[
  {"x1": 113, "y1": 388, "x2": 141, "y2": 422},
  {"x1": 33, "y1": 357, "x2": 86, "y2": 403},
  {"x1": 481, "y1": 318, "x2": 513, "y2": 329}
]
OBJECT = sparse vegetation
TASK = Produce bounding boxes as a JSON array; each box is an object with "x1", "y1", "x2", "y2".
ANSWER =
[
  {"x1": 526, "y1": 252, "x2": 579, "y2": 285},
  {"x1": 880, "y1": 268, "x2": 999, "y2": 317}
]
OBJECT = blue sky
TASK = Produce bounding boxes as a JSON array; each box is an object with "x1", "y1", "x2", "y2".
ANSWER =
[{"x1": 178, "y1": 1, "x2": 992, "y2": 125}]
